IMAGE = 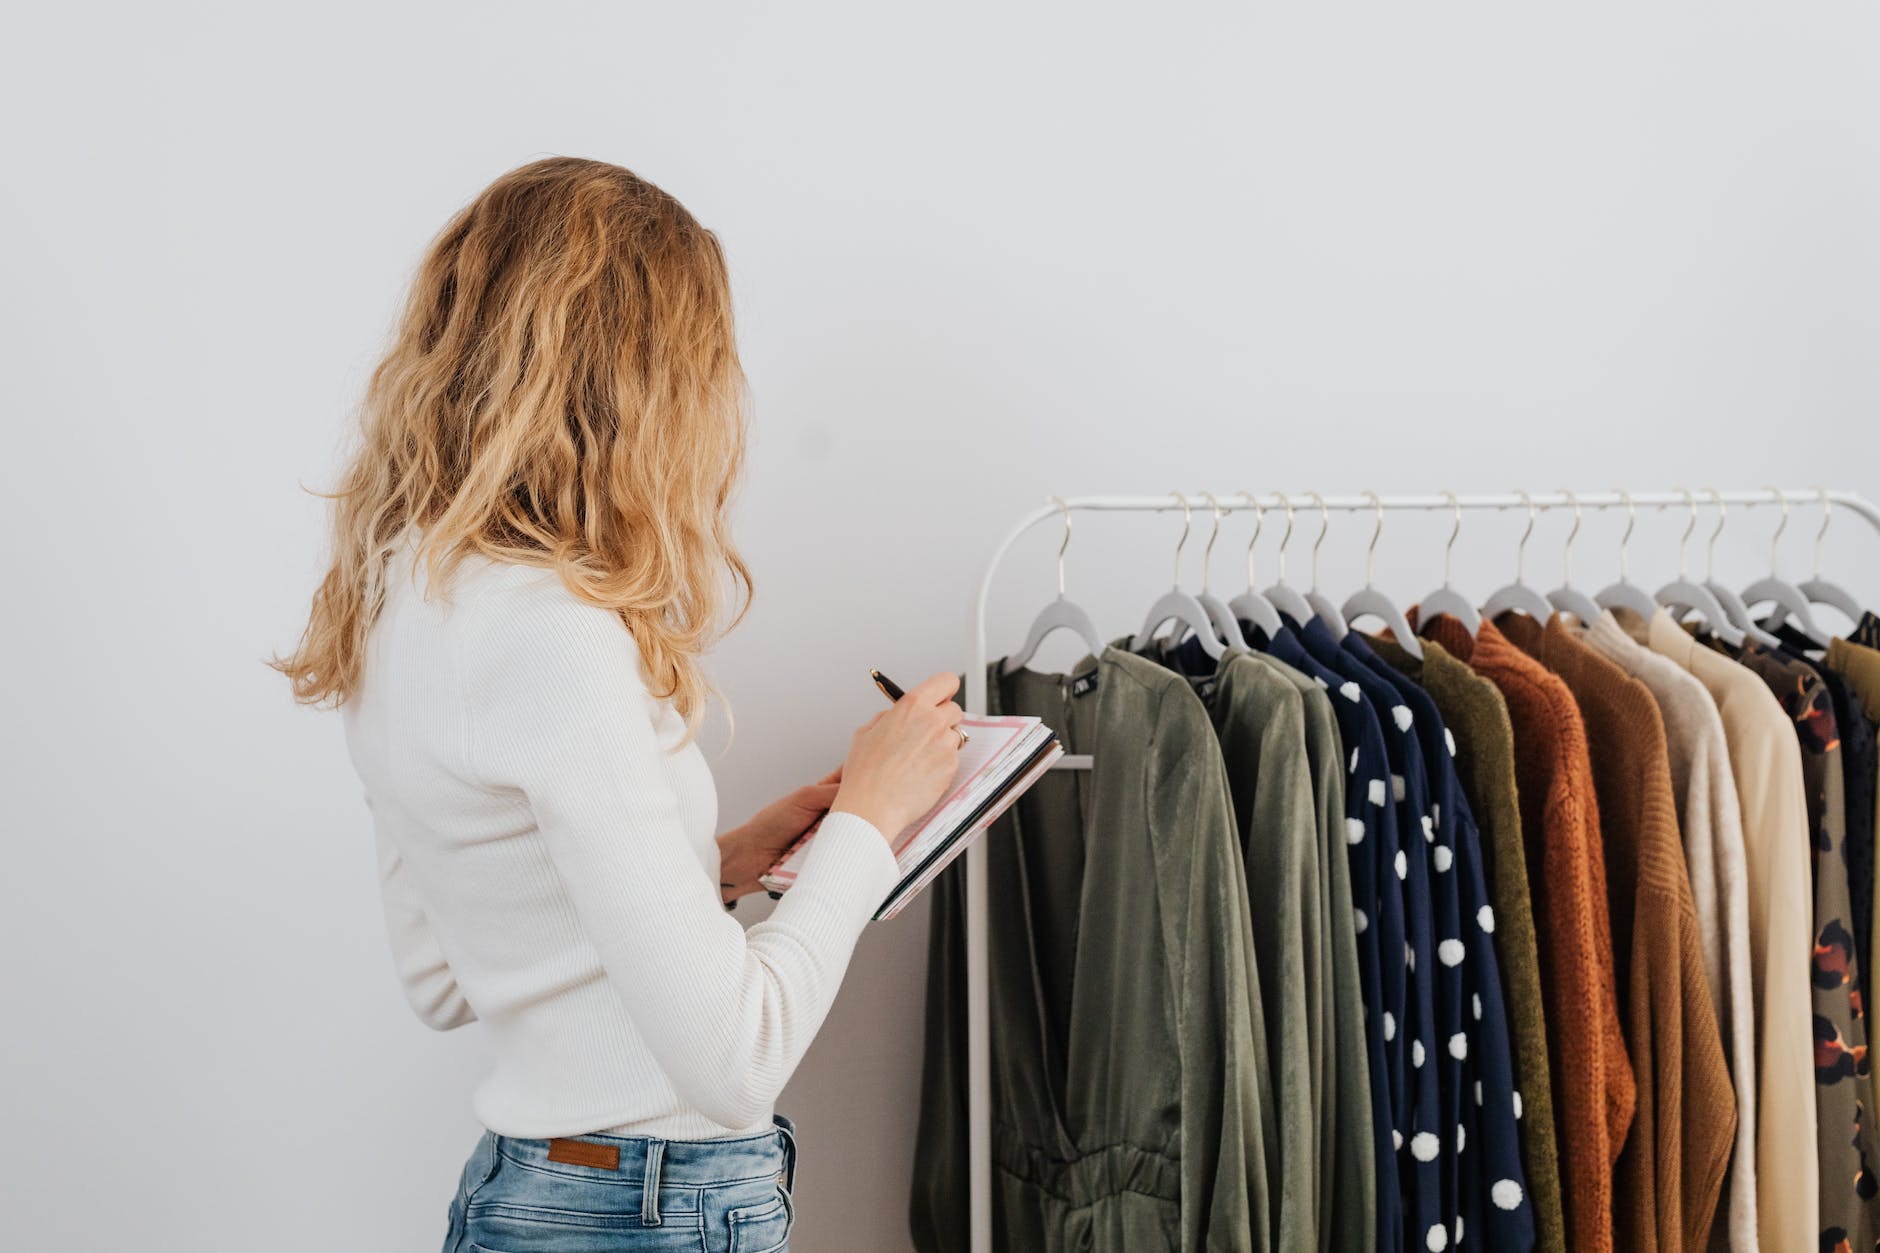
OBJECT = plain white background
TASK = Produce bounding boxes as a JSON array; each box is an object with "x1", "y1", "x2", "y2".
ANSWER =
[{"x1": 5, "y1": 2, "x2": 1880, "y2": 1249}]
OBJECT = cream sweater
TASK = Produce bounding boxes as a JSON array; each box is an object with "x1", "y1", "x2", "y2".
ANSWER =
[
  {"x1": 1643, "y1": 608, "x2": 1817, "y2": 1251},
  {"x1": 343, "y1": 530, "x2": 900, "y2": 1141}
]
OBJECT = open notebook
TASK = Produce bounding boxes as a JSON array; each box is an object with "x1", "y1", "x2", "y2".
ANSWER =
[{"x1": 760, "y1": 714, "x2": 1062, "y2": 920}]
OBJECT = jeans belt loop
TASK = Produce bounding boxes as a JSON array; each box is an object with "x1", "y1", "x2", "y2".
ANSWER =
[
  {"x1": 641, "y1": 1138, "x2": 666, "y2": 1225},
  {"x1": 772, "y1": 1114, "x2": 798, "y2": 1193}
]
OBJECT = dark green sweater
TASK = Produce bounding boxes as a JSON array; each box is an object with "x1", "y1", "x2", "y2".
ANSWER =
[{"x1": 1371, "y1": 633, "x2": 1567, "y2": 1253}]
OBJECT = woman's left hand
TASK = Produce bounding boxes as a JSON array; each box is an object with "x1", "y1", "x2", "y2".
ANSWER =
[{"x1": 717, "y1": 766, "x2": 842, "y2": 904}]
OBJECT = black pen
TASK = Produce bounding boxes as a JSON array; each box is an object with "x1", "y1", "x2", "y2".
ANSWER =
[
  {"x1": 766, "y1": 669, "x2": 911, "y2": 904},
  {"x1": 870, "y1": 668, "x2": 905, "y2": 702},
  {"x1": 872, "y1": 668, "x2": 968, "y2": 744}
]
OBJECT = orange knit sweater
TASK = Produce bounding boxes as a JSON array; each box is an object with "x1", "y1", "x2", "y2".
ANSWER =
[
  {"x1": 1499, "y1": 613, "x2": 1735, "y2": 1253},
  {"x1": 1423, "y1": 615, "x2": 1635, "y2": 1253}
]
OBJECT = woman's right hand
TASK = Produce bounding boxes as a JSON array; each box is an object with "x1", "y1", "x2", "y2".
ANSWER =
[{"x1": 832, "y1": 671, "x2": 965, "y2": 841}]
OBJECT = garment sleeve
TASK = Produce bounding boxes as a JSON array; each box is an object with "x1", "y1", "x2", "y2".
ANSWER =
[
  {"x1": 374, "y1": 816, "x2": 477, "y2": 1031},
  {"x1": 1150, "y1": 692, "x2": 1270, "y2": 1249},
  {"x1": 458, "y1": 578, "x2": 901, "y2": 1130}
]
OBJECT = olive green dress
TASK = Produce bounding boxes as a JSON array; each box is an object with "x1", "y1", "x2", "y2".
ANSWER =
[{"x1": 909, "y1": 646, "x2": 1270, "y2": 1252}]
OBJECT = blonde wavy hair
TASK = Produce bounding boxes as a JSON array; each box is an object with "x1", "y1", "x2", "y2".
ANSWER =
[{"x1": 271, "y1": 156, "x2": 751, "y2": 743}]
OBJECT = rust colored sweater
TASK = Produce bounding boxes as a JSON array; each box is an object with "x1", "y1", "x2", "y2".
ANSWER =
[
  {"x1": 1422, "y1": 615, "x2": 1634, "y2": 1253},
  {"x1": 1499, "y1": 613, "x2": 1735, "y2": 1253}
]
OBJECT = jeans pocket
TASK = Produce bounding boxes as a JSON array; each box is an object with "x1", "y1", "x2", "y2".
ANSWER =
[
  {"x1": 466, "y1": 1133, "x2": 502, "y2": 1204},
  {"x1": 445, "y1": 1133, "x2": 502, "y2": 1252},
  {"x1": 726, "y1": 1187, "x2": 792, "y2": 1253}
]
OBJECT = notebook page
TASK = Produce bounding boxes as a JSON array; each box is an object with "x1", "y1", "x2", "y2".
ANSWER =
[
  {"x1": 889, "y1": 724, "x2": 1053, "y2": 867},
  {"x1": 882, "y1": 717, "x2": 1030, "y2": 860},
  {"x1": 762, "y1": 714, "x2": 1038, "y2": 887},
  {"x1": 875, "y1": 737, "x2": 1065, "y2": 919}
]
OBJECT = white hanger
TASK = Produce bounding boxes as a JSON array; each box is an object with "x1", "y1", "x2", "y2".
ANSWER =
[
  {"x1": 1416, "y1": 489, "x2": 1482, "y2": 635},
  {"x1": 1545, "y1": 489, "x2": 1603, "y2": 623},
  {"x1": 1654, "y1": 487, "x2": 1744, "y2": 648},
  {"x1": 1796, "y1": 487, "x2": 1866, "y2": 628},
  {"x1": 1594, "y1": 489, "x2": 1661, "y2": 619},
  {"x1": 1740, "y1": 486, "x2": 1831, "y2": 648},
  {"x1": 1226, "y1": 490, "x2": 1285, "y2": 640},
  {"x1": 1304, "y1": 490, "x2": 1350, "y2": 639},
  {"x1": 1194, "y1": 492, "x2": 1251, "y2": 652},
  {"x1": 1339, "y1": 491, "x2": 1424, "y2": 660},
  {"x1": 1481, "y1": 489, "x2": 1557, "y2": 624},
  {"x1": 1130, "y1": 492, "x2": 1227, "y2": 660},
  {"x1": 1002, "y1": 496, "x2": 1106, "y2": 675},
  {"x1": 1259, "y1": 491, "x2": 1317, "y2": 627},
  {"x1": 1698, "y1": 488, "x2": 1783, "y2": 648}
]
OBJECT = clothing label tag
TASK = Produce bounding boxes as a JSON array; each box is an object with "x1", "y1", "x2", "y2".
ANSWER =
[
  {"x1": 1070, "y1": 673, "x2": 1099, "y2": 698},
  {"x1": 547, "y1": 1139, "x2": 621, "y2": 1171},
  {"x1": 1193, "y1": 676, "x2": 1218, "y2": 700}
]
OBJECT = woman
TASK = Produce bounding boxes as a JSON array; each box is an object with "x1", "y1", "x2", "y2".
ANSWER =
[{"x1": 273, "y1": 156, "x2": 963, "y2": 1253}]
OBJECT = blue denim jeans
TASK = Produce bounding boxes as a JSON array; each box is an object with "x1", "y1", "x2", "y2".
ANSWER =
[{"x1": 442, "y1": 1114, "x2": 798, "y2": 1253}]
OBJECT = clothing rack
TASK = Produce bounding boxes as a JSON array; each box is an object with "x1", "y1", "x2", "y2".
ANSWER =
[{"x1": 957, "y1": 486, "x2": 1880, "y2": 1253}]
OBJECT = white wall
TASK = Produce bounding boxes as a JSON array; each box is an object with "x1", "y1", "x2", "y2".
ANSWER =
[{"x1": 5, "y1": 3, "x2": 1879, "y2": 1249}]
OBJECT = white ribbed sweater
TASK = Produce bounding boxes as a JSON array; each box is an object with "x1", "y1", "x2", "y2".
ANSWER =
[{"x1": 342, "y1": 531, "x2": 900, "y2": 1140}]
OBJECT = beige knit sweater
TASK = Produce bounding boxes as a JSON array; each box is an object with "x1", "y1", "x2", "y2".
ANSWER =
[
  {"x1": 1644, "y1": 608, "x2": 1818, "y2": 1251},
  {"x1": 1591, "y1": 609, "x2": 1758, "y2": 1251}
]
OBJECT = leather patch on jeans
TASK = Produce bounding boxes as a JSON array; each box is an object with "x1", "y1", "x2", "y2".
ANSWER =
[{"x1": 547, "y1": 1138, "x2": 620, "y2": 1170}]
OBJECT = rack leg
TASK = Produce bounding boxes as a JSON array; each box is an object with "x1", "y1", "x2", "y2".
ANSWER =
[
  {"x1": 966, "y1": 836, "x2": 991, "y2": 1252},
  {"x1": 966, "y1": 593, "x2": 995, "y2": 1253}
]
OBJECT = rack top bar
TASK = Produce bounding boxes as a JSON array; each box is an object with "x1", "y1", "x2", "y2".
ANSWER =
[
  {"x1": 1035, "y1": 488, "x2": 1871, "y2": 515},
  {"x1": 967, "y1": 487, "x2": 1880, "y2": 710}
]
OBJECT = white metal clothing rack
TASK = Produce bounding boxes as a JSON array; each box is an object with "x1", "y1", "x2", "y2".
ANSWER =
[{"x1": 958, "y1": 487, "x2": 1880, "y2": 1253}]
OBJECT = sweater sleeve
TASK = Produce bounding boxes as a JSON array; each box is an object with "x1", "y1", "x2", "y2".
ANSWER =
[
  {"x1": 374, "y1": 816, "x2": 477, "y2": 1032},
  {"x1": 457, "y1": 575, "x2": 900, "y2": 1130}
]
